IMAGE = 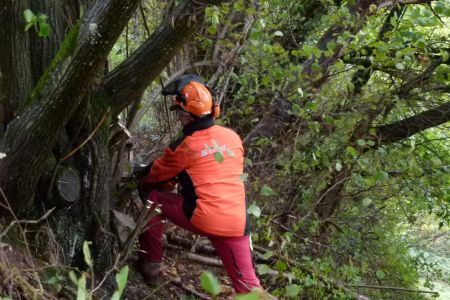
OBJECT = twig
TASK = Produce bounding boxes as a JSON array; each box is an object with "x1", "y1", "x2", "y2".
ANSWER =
[
  {"x1": 0, "y1": 208, "x2": 55, "y2": 240},
  {"x1": 142, "y1": 279, "x2": 172, "y2": 299},
  {"x1": 299, "y1": 175, "x2": 351, "y2": 222},
  {"x1": 139, "y1": 3, "x2": 151, "y2": 37},
  {"x1": 348, "y1": 284, "x2": 439, "y2": 295},
  {"x1": 184, "y1": 251, "x2": 294, "y2": 281},
  {"x1": 171, "y1": 278, "x2": 212, "y2": 300},
  {"x1": 63, "y1": 108, "x2": 111, "y2": 160},
  {"x1": 90, "y1": 255, "x2": 121, "y2": 295},
  {"x1": 0, "y1": 188, "x2": 44, "y2": 292},
  {"x1": 160, "y1": 77, "x2": 173, "y2": 142},
  {"x1": 190, "y1": 235, "x2": 202, "y2": 252},
  {"x1": 185, "y1": 253, "x2": 222, "y2": 267},
  {"x1": 117, "y1": 200, "x2": 161, "y2": 266}
]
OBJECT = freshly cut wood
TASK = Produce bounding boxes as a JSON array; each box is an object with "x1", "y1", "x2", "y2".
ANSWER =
[{"x1": 56, "y1": 167, "x2": 80, "y2": 203}]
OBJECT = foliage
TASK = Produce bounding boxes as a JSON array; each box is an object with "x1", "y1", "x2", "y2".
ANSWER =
[
  {"x1": 23, "y1": 9, "x2": 50, "y2": 38},
  {"x1": 189, "y1": 0, "x2": 450, "y2": 298},
  {"x1": 111, "y1": 266, "x2": 129, "y2": 300},
  {"x1": 200, "y1": 271, "x2": 221, "y2": 296},
  {"x1": 1, "y1": 0, "x2": 450, "y2": 298},
  {"x1": 68, "y1": 241, "x2": 129, "y2": 300}
]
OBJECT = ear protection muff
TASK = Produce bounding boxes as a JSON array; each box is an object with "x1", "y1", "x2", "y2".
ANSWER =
[
  {"x1": 213, "y1": 101, "x2": 220, "y2": 118},
  {"x1": 175, "y1": 94, "x2": 186, "y2": 104},
  {"x1": 202, "y1": 85, "x2": 220, "y2": 119}
]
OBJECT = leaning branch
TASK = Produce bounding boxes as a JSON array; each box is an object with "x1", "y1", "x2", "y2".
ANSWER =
[
  {"x1": 244, "y1": 0, "x2": 374, "y2": 146},
  {"x1": 375, "y1": 101, "x2": 450, "y2": 144},
  {"x1": 104, "y1": 0, "x2": 225, "y2": 116},
  {"x1": 378, "y1": 0, "x2": 434, "y2": 9},
  {"x1": 0, "y1": 207, "x2": 55, "y2": 240}
]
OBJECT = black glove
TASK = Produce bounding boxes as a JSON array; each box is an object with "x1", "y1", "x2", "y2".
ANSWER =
[
  {"x1": 137, "y1": 179, "x2": 152, "y2": 203},
  {"x1": 132, "y1": 163, "x2": 152, "y2": 179},
  {"x1": 131, "y1": 163, "x2": 152, "y2": 203}
]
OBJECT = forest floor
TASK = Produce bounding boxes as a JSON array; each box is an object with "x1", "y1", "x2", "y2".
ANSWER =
[
  {"x1": 122, "y1": 225, "x2": 237, "y2": 300},
  {"x1": 0, "y1": 225, "x2": 239, "y2": 300}
]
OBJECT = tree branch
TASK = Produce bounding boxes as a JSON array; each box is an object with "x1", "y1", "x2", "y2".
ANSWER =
[
  {"x1": 245, "y1": 0, "x2": 377, "y2": 146},
  {"x1": 376, "y1": 101, "x2": 450, "y2": 144},
  {"x1": 378, "y1": 0, "x2": 433, "y2": 9},
  {"x1": 104, "y1": 0, "x2": 224, "y2": 116}
]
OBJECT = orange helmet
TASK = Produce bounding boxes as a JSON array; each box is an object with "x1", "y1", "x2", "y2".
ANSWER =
[{"x1": 162, "y1": 74, "x2": 220, "y2": 118}]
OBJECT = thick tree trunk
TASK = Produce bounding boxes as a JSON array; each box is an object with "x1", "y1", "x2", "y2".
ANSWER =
[
  {"x1": 0, "y1": 0, "x2": 140, "y2": 214},
  {"x1": 0, "y1": 0, "x2": 32, "y2": 127},
  {"x1": 0, "y1": 0, "x2": 224, "y2": 271},
  {"x1": 104, "y1": 0, "x2": 224, "y2": 115},
  {"x1": 0, "y1": 0, "x2": 140, "y2": 271}
]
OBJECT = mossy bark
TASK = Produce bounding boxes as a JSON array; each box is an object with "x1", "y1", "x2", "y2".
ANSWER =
[{"x1": 0, "y1": 0, "x2": 140, "y2": 271}]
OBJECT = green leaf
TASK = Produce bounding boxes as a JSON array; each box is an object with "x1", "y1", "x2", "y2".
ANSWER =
[
  {"x1": 275, "y1": 260, "x2": 287, "y2": 272},
  {"x1": 373, "y1": 171, "x2": 389, "y2": 181},
  {"x1": 274, "y1": 30, "x2": 283, "y2": 37},
  {"x1": 260, "y1": 184, "x2": 275, "y2": 196},
  {"x1": 46, "y1": 276, "x2": 58, "y2": 285},
  {"x1": 83, "y1": 241, "x2": 93, "y2": 268},
  {"x1": 24, "y1": 22, "x2": 35, "y2": 32},
  {"x1": 357, "y1": 139, "x2": 366, "y2": 146},
  {"x1": 38, "y1": 22, "x2": 50, "y2": 37},
  {"x1": 200, "y1": 271, "x2": 221, "y2": 296},
  {"x1": 112, "y1": 265, "x2": 129, "y2": 300},
  {"x1": 244, "y1": 157, "x2": 252, "y2": 166},
  {"x1": 376, "y1": 270, "x2": 386, "y2": 279},
  {"x1": 233, "y1": 291, "x2": 261, "y2": 300},
  {"x1": 69, "y1": 271, "x2": 78, "y2": 285},
  {"x1": 395, "y1": 62, "x2": 405, "y2": 70},
  {"x1": 256, "y1": 264, "x2": 270, "y2": 275},
  {"x1": 368, "y1": 4, "x2": 377, "y2": 14},
  {"x1": 76, "y1": 274, "x2": 87, "y2": 300},
  {"x1": 239, "y1": 173, "x2": 249, "y2": 181},
  {"x1": 346, "y1": 146, "x2": 358, "y2": 157},
  {"x1": 335, "y1": 161, "x2": 342, "y2": 171},
  {"x1": 23, "y1": 9, "x2": 35, "y2": 23},
  {"x1": 362, "y1": 198, "x2": 372, "y2": 206},
  {"x1": 37, "y1": 14, "x2": 48, "y2": 22},
  {"x1": 262, "y1": 251, "x2": 273, "y2": 260},
  {"x1": 291, "y1": 103, "x2": 301, "y2": 114},
  {"x1": 247, "y1": 203, "x2": 261, "y2": 218},
  {"x1": 211, "y1": 14, "x2": 219, "y2": 26},
  {"x1": 286, "y1": 284, "x2": 302, "y2": 298},
  {"x1": 214, "y1": 152, "x2": 224, "y2": 163}
]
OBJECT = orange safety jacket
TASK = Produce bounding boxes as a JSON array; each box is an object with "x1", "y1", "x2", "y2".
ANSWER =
[{"x1": 142, "y1": 117, "x2": 250, "y2": 237}]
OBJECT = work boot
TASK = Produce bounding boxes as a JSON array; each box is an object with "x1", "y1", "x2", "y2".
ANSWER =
[{"x1": 138, "y1": 260, "x2": 162, "y2": 287}]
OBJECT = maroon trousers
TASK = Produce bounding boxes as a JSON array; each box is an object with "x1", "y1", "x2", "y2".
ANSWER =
[{"x1": 138, "y1": 191, "x2": 261, "y2": 293}]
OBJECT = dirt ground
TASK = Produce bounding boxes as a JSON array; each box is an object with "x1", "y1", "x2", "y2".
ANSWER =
[{"x1": 123, "y1": 230, "x2": 236, "y2": 300}]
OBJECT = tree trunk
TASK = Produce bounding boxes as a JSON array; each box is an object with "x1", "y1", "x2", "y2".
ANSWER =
[
  {"x1": 0, "y1": 0, "x2": 224, "y2": 271},
  {"x1": 0, "y1": 0, "x2": 141, "y2": 270}
]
